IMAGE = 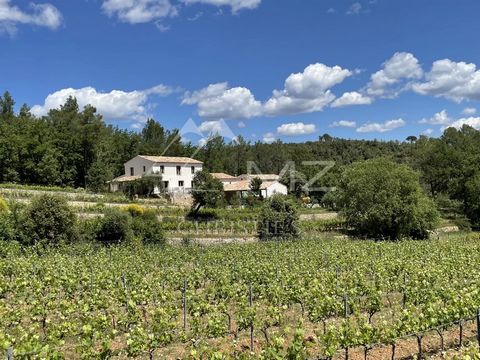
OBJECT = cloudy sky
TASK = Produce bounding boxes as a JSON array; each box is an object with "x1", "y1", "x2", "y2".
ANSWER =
[{"x1": 2, "y1": 0, "x2": 480, "y2": 143}]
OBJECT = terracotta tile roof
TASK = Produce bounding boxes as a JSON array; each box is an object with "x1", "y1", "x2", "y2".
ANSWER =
[
  {"x1": 223, "y1": 180, "x2": 280, "y2": 192},
  {"x1": 238, "y1": 174, "x2": 280, "y2": 181},
  {"x1": 210, "y1": 172, "x2": 237, "y2": 180},
  {"x1": 138, "y1": 155, "x2": 203, "y2": 164},
  {"x1": 111, "y1": 175, "x2": 141, "y2": 183}
]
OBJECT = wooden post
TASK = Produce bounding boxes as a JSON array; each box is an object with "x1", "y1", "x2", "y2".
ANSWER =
[
  {"x1": 249, "y1": 283, "x2": 254, "y2": 352},
  {"x1": 476, "y1": 308, "x2": 480, "y2": 350},
  {"x1": 183, "y1": 279, "x2": 187, "y2": 331},
  {"x1": 343, "y1": 295, "x2": 349, "y2": 318}
]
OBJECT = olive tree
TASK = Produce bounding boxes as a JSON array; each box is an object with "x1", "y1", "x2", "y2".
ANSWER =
[
  {"x1": 191, "y1": 170, "x2": 225, "y2": 215},
  {"x1": 336, "y1": 158, "x2": 439, "y2": 240}
]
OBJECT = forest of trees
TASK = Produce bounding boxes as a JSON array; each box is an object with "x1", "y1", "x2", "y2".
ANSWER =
[{"x1": 1, "y1": 90, "x2": 480, "y2": 226}]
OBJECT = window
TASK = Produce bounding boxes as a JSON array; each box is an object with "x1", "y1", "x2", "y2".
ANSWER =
[
  {"x1": 160, "y1": 166, "x2": 164, "y2": 174},
  {"x1": 143, "y1": 165, "x2": 146, "y2": 172},
  {"x1": 176, "y1": 166, "x2": 181, "y2": 175},
  {"x1": 130, "y1": 167, "x2": 134, "y2": 176},
  {"x1": 178, "y1": 180, "x2": 184, "y2": 187},
  {"x1": 191, "y1": 166, "x2": 195, "y2": 174}
]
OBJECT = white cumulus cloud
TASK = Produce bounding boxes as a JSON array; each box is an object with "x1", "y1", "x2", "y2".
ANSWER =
[
  {"x1": 419, "y1": 109, "x2": 451, "y2": 126},
  {"x1": 184, "y1": 63, "x2": 353, "y2": 120},
  {"x1": 102, "y1": 0, "x2": 178, "y2": 24},
  {"x1": 356, "y1": 118, "x2": 406, "y2": 133},
  {"x1": 366, "y1": 52, "x2": 423, "y2": 98},
  {"x1": 446, "y1": 117, "x2": 480, "y2": 130},
  {"x1": 277, "y1": 122, "x2": 316, "y2": 136},
  {"x1": 331, "y1": 91, "x2": 372, "y2": 108},
  {"x1": 31, "y1": 84, "x2": 173, "y2": 121},
  {"x1": 412, "y1": 59, "x2": 480, "y2": 102},
  {"x1": 263, "y1": 132, "x2": 276, "y2": 143},
  {"x1": 0, "y1": 0, "x2": 62, "y2": 35},
  {"x1": 182, "y1": 82, "x2": 262, "y2": 120},
  {"x1": 331, "y1": 120, "x2": 356, "y2": 128},
  {"x1": 181, "y1": 0, "x2": 261, "y2": 13},
  {"x1": 264, "y1": 63, "x2": 352, "y2": 116}
]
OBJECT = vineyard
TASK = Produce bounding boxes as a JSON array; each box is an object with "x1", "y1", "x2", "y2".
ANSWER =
[{"x1": 2, "y1": 234, "x2": 480, "y2": 359}]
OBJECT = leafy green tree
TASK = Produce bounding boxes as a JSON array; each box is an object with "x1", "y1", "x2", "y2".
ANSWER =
[
  {"x1": 336, "y1": 158, "x2": 439, "y2": 240},
  {"x1": 191, "y1": 170, "x2": 225, "y2": 214},
  {"x1": 0, "y1": 91, "x2": 15, "y2": 120},
  {"x1": 23, "y1": 194, "x2": 77, "y2": 245},
  {"x1": 458, "y1": 171, "x2": 480, "y2": 227},
  {"x1": 258, "y1": 194, "x2": 299, "y2": 240},
  {"x1": 87, "y1": 159, "x2": 112, "y2": 193},
  {"x1": 37, "y1": 147, "x2": 62, "y2": 185},
  {"x1": 280, "y1": 170, "x2": 308, "y2": 198},
  {"x1": 249, "y1": 177, "x2": 263, "y2": 198},
  {"x1": 122, "y1": 175, "x2": 164, "y2": 199}
]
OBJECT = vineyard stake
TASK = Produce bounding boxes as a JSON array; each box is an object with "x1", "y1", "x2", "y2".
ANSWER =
[
  {"x1": 7, "y1": 347, "x2": 13, "y2": 360},
  {"x1": 459, "y1": 320, "x2": 464, "y2": 347},
  {"x1": 182, "y1": 279, "x2": 187, "y2": 331},
  {"x1": 476, "y1": 308, "x2": 480, "y2": 350},
  {"x1": 121, "y1": 273, "x2": 128, "y2": 310},
  {"x1": 344, "y1": 295, "x2": 349, "y2": 360},
  {"x1": 249, "y1": 283, "x2": 254, "y2": 352}
]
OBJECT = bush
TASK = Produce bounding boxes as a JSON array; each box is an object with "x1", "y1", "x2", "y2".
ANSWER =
[
  {"x1": 132, "y1": 211, "x2": 165, "y2": 245},
  {"x1": 258, "y1": 194, "x2": 299, "y2": 240},
  {"x1": 96, "y1": 209, "x2": 133, "y2": 245},
  {"x1": 336, "y1": 158, "x2": 439, "y2": 240},
  {"x1": 123, "y1": 204, "x2": 146, "y2": 217},
  {"x1": 23, "y1": 194, "x2": 77, "y2": 245}
]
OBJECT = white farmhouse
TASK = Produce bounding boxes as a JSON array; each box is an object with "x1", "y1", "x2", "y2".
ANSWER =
[
  {"x1": 210, "y1": 173, "x2": 241, "y2": 185},
  {"x1": 223, "y1": 180, "x2": 287, "y2": 200},
  {"x1": 110, "y1": 155, "x2": 203, "y2": 194},
  {"x1": 237, "y1": 174, "x2": 280, "y2": 182}
]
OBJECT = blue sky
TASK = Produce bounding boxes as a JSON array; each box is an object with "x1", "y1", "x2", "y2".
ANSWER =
[{"x1": 2, "y1": 0, "x2": 480, "y2": 144}]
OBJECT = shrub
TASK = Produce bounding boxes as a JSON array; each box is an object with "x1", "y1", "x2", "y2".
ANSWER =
[
  {"x1": 0, "y1": 196, "x2": 9, "y2": 213},
  {"x1": 123, "y1": 204, "x2": 146, "y2": 217},
  {"x1": 258, "y1": 194, "x2": 299, "y2": 240},
  {"x1": 132, "y1": 211, "x2": 165, "y2": 245},
  {"x1": 23, "y1": 194, "x2": 77, "y2": 246},
  {"x1": 336, "y1": 158, "x2": 439, "y2": 240},
  {"x1": 96, "y1": 209, "x2": 133, "y2": 245}
]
